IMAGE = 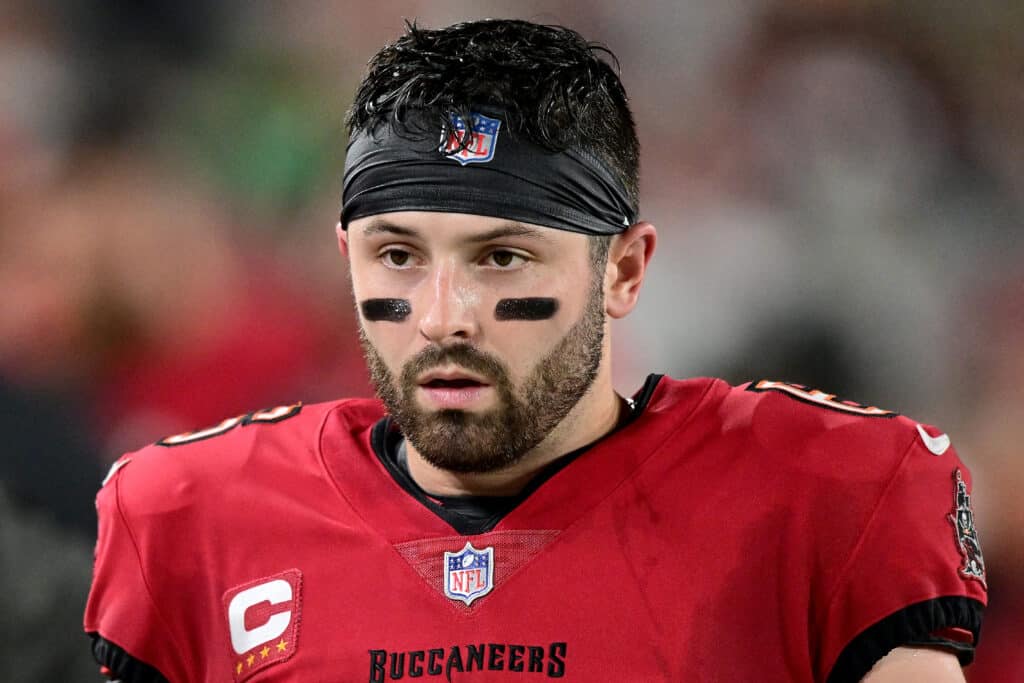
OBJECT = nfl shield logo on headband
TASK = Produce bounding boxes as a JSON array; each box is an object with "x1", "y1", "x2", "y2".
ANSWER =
[{"x1": 441, "y1": 113, "x2": 501, "y2": 165}]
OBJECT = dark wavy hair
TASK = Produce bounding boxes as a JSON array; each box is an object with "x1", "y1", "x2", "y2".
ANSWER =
[{"x1": 346, "y1": 18, "x2": 640, "y2": 214}]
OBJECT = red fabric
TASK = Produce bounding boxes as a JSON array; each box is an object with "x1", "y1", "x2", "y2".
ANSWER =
[{"x1": 85, "y1": 377, "x2": 986, "y2": 681}]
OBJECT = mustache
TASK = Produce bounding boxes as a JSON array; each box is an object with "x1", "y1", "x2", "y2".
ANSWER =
[{"x1": 400, "y1": 343, "x2": 509, "y2": 387}]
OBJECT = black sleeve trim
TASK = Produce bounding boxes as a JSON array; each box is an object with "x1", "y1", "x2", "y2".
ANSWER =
[
  {"x1": 89, "y1": 633, "x2": 170, "y2": 683},
  {"x1": 826, "y1": 596, "x2": 984, "y2": 683}
]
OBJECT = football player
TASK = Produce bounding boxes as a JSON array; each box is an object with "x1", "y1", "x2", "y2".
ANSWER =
[{"x1": 85, "y1": 19, "x2": 985, "y2": 682}]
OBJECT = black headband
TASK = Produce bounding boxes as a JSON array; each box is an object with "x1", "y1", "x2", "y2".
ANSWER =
[{"x1": 341, "y1": 111, "x2": 638, "y2": 235}]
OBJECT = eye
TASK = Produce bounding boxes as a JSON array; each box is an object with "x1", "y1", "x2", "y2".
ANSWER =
[
  {"x1": 380, "y1": 248, "x2": 413, "y2": 268},
  {"x1": 485, "y1": 250, "x2": 527, "y2": 268}
]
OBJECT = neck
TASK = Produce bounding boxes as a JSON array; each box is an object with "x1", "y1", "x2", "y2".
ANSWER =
[{"x1": 403, "y1": 368, "x2": 623, "y2": 497}]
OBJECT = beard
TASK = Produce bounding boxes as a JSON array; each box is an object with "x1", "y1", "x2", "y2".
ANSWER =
[{"x1": 360, "y1": 281, "x2": 606, "y2": 474}]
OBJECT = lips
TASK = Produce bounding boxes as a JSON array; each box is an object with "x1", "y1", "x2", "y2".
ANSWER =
[
  {"x1": 416, "y1": 368, "x2": 493, "y2": 409},
  {"x1": 417, "y1": 368, "x2": 490, "y2": 388}
]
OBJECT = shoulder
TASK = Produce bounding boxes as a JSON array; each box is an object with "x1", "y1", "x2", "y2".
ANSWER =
[
  {"x1": 98, "y1": 397, "x2": 384, "y2": 517},
  {"x1": 651, "y1": 375, "x2": 972, "y2": 516},
  {"x1": 711, "y1": 377, "x2": 985, "y2": 594},
  {"x1": 653, "y1": 377, "x2": 987, "y2": 678},
  {"x1": 653, "y1": 374, "x2": 914, "y2": 446},
  {"x1": 710, "y1": 377, "x2": 938, "y2": 475},
  {"x1": 640, "y1": 374, "x2": 969, "y2": 484}
]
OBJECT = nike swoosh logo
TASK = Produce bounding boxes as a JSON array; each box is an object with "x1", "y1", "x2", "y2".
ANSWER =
[{"x1": 916, "y1": 424, "x2": 951, "y2": 456}]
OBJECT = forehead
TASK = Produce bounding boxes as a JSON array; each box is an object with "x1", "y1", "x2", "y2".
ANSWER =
[{"x1": 348, "y1": 211, "x2": 587, "y2": 249}]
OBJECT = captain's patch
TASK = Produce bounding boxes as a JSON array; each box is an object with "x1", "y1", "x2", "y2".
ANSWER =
[{"x1": 224, "y1": 569, "x2": 303, "y2": 681}]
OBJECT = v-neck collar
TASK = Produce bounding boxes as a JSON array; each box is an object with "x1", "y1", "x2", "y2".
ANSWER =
[
  {"x1": 370, "y1": 374, "x2": 663, "y2": 535},
  {"x1": 319, "y1": 374, "x2": 716, "y2": 541}
]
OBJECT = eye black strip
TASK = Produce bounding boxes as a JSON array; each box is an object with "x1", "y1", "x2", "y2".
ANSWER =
[
  {"x1": 494, "y1": 298, "x2": 559, "y2": 321},
  {"x1": 361, "y1": 298, "x2": 411, "y2": 322}
]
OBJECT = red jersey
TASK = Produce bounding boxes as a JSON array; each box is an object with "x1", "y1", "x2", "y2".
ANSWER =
[{"x1": 84, "y1": 376, "x2": 986, "y2": 682}]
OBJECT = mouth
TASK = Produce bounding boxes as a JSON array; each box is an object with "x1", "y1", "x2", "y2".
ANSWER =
[
  {"x1": 416, "y1": 369, "x2": 493, "y2": 409},
  {"x1": 421, "y1": 377, "x2": 487, "y2": 389},
  {"x1": 417, "y1": 368, "x2": 491, "y2": 388}
]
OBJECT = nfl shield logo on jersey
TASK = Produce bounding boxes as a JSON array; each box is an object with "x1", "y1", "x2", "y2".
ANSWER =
[
  {"x1": 441, "y1": 113, "x2": 501, "y2": 165},
  {"x1": 444, "y1": 542, "x2": 494, "y2": 605}
]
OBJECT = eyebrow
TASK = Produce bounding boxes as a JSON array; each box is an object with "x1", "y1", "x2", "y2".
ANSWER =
[
  {"x1": 360, "y1": 219, "x2": 419, "y2": 238},
  {"x1": 360, "y1": 218, "x2": 552, "y2": 243},
  {"x1": 466, "y1": 222, "x2": 552, "y2": 244}
]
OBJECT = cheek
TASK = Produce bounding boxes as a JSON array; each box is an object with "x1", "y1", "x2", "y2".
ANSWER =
[
  {"x1": 350, "y1": 258, "x2": 419, "y2": 325},
  {"x1": 494, "y1": 297, "x2": 559, "y2": 321},
  {"x1": 485, "y1": 302, "x2": 577, "y2": 375},
  {"x1": 360, "y1": 298, "x2": 411, "y2": 322},
  {"x1": 489, "y1": 260, "x2": 591, "y2": 324},
  {"x1": 359, "y1": 322, "x2": 410, "y2": 383}
]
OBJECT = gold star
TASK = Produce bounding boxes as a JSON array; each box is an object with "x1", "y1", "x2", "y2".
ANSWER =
[
  {"x1": 276, "y1": 638, "x2": 288, "y2": 652},
  {"x1": 260, "y1": 645, "x2": 271, "y2": 659},
  {"x1": 247, "y1": 654, "x2": 256, "y2": 667},
  {"x1": 236, "y1": 662, "x2": 243, "y2": 674}
]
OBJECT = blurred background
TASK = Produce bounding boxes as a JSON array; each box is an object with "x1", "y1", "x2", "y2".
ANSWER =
[{"x1": 0, "y1": 0, "x2": 1020, "y2": 679}]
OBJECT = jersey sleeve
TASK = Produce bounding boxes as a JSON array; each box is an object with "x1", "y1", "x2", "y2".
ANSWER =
[
  {"x1": 83, "y1": 457, "x2": 184, "y2": 682},
  {"x1": 819, "y1": 426, "x2": 987, "y2": 682}
]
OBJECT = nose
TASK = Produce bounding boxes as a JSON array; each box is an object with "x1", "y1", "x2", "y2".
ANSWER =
[{"x1": 417, "y1": 258, "x2": 480, "y2": 344}]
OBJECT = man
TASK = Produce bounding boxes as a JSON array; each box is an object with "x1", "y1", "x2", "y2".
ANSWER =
[{"x1": 85, "y1": 19, "x2": 986, "y2": 682}]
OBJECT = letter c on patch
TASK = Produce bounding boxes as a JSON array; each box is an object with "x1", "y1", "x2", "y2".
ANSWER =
[{"x1": 227, "y1": 579, "x2": 293, "y2": 655}]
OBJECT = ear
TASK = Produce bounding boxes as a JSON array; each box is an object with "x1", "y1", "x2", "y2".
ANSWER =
[
  {"x1": 336, "y1": 222, "x2": 349, "y2": 257},
  {"x1": 604, "y1": 221, "x2": 657, "y2": 319}
]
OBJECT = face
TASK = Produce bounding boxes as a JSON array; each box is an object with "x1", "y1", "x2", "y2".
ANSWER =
[{"x1": 344, "y1": 211, "x2": 606, "y2": 473}]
